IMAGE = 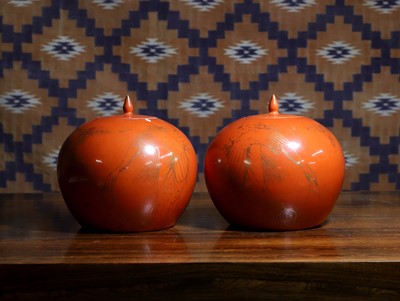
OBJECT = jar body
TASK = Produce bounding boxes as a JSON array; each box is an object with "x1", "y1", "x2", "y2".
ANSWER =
[
  {"x1": 204, "y1": 115, "x2": 345, "y2": 230},
  {"x1": 58, "y1": 115, "x2": 197, "y2": 232}
]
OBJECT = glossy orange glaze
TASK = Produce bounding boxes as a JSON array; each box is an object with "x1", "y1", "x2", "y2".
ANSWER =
[
  {"x1": 57, "y1": 96, "x2": 197, "y2": 232},
  {"x1": 204, "y1": 95, "x2": 345, "y2": 230}
]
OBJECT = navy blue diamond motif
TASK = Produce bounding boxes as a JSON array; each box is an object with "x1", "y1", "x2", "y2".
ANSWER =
[
  {"x1": 364, "y1": 0, "x2": 400, "y2": 14},
  {"x1": 87, "y1": 92, "x2": 122, "y2": 116},
  {"x1": 181, "y1": 0, "x2": 223, "y2": 12},
  {"x1": 179, "y1": 93, "x2": 224, "y2": 118},
  {"x1": 279, "y1": 93, "x2": 313, "y2": 114},
  {"x1": 271, "y1": 0, "x2": 316, "y2": 12},
  {"x1": 131, "y1": 38, "x2": 177, "y2": 63}
]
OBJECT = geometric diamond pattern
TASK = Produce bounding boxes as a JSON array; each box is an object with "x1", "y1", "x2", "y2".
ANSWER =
[
  {"x1": 316, "y1": 41, "x2": 360, "y2": 64},
  {"x1": 278, "y1": 93, "x2": 314, "y2": 115},
  {"x1": 270, "y1": 0, "x2": 317, "y2": 13},
  {"x1": 87, "y1": 92, "x2": 122, "y2": 116},
  {"x1": 0, "y1": 89, "x2": 41, "y2": 114},
  {"x1": 179, "y1": 93, "x2": 224, "y2": 118},
  {"x1": 130, "y1": 38, "x2": 177, "y2": 63},
  {"x1": 362, "y1": 93, "x2": 400, "y2": 117},
  {"x1": 41, "y1": 36, "x2": 86, "y2": 61},
  {"x1": 224, "y1": 40, "x2": 268, "y2": 64},
  {"x1": 180, "y1": 0, "x2": 224, "y2": 12},
  {"x1": 364, "y1": 0, "x2": 400, "y2": 14},
  {"x1": 1, "y1": 0, "x2": 399, "y2": 192}
]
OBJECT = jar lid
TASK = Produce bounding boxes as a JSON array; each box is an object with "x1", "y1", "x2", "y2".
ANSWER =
[
  {"x1": 108, "y1": 95, "x2": 156, "y2": 121},
  {"x1": 262, "y1": 95, "x2": 303, "y2": 119}
]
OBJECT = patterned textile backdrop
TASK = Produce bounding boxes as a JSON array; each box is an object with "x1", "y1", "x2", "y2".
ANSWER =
[{"x1": 0, "y1": 0, "x2": 399, "y2": 193}]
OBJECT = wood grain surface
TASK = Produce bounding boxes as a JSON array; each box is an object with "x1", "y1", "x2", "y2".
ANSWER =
[{"x1": 1, "y1": 192, "x2": 400, "y2": 300}]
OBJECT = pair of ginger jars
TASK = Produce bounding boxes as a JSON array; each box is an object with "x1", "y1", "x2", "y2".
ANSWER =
[{"x1": 57, "y1": 95, "x2": 345, "y2": 232}]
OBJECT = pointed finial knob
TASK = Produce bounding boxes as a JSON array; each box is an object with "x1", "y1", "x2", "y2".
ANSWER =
[
  {"x1": 123, "y1": 95, "x2": 133, "y2": 114},
  {"x1": 268, "y1": 94, "x2": 279, "y2": 115}
]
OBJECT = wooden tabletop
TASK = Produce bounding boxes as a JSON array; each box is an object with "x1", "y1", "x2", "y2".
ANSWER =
[{"x1": 1, "y1": 192, "x2": 400, "y2": 300}]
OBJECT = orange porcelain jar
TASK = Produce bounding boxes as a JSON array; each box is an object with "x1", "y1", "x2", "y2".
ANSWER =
[
  {"x1": 204, "y1": 95, "x2": 345, "y2": 230},
  {"x1": 57, "y1": 96, "x2": 197, "y2": 232}
]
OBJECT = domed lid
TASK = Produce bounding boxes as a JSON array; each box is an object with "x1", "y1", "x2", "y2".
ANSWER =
[{"x1": 262, "y1": 94, "x2": 304, "y2": 119}]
